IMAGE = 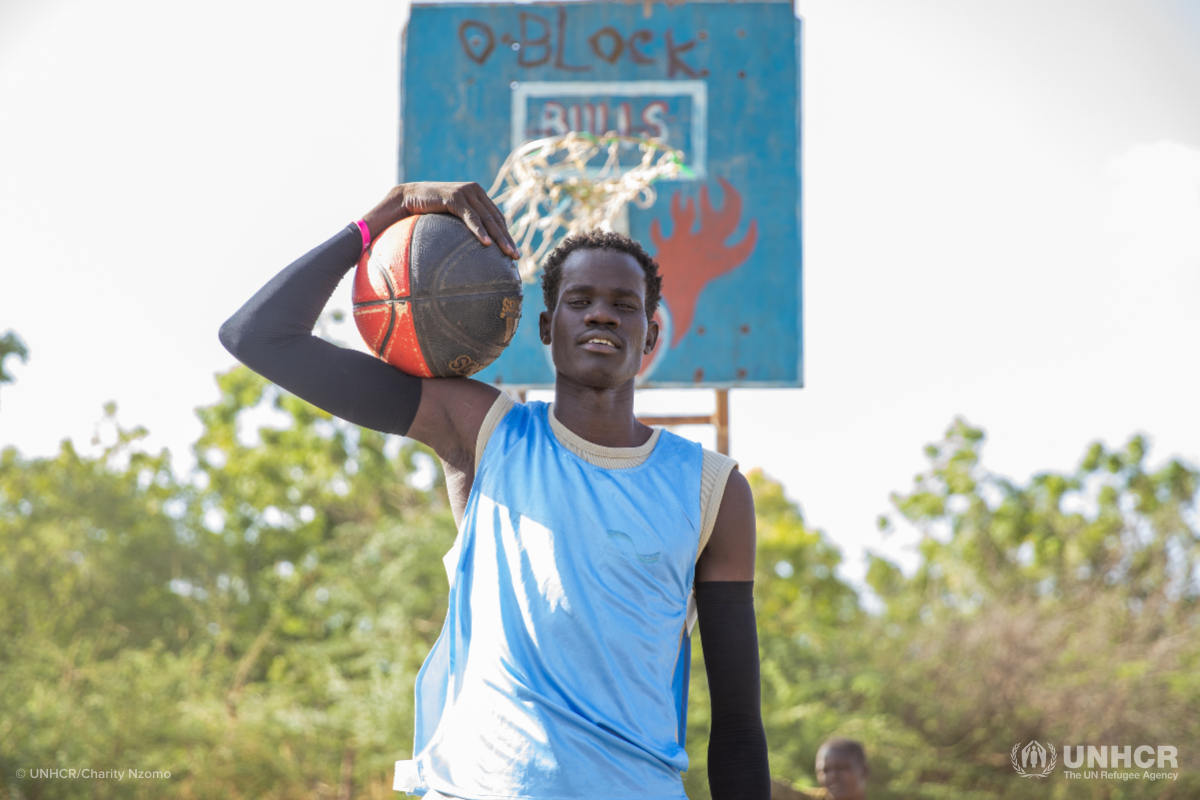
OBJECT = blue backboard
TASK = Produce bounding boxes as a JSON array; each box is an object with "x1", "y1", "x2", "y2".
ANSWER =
[{"x1": 400, "y1": 0, "x2": 802, "y2": 388}]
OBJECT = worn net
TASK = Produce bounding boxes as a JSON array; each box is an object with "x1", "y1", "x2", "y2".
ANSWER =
[{"x1": 488, "y1": 132, "x2": 689, "y2": 281}]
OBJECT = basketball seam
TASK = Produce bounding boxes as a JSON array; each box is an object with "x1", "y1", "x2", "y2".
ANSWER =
[
  {"x1": 352, "y1": 288, "x2": 522, "y2": 309},
  {"x1": 370, "y1": 243, "x2": 401, "y2": 357},
  {"x1": 425, "y1": 230, "x2": 491, "y2": 293}
]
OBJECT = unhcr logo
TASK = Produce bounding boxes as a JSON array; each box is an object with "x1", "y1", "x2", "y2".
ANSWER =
[
  {"x1": 1011, "y1": 741, "x2": 1058, "y2": 778},
  {"x1": 1007, "y1": 740, "x2": 1180, "y2": 781}
]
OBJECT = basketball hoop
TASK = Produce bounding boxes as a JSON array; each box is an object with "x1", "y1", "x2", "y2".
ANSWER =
[{"x1": 488, "y1": 131, "x2": 690, "y2": 281}]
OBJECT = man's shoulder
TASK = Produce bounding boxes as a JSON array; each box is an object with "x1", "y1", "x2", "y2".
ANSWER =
[
  {"x1": 698, "y1": 445, "x2": 737, "y2": 475},
  {"x1": 693, "y1": 446, "x2": 743, "y2": 558},
  {"x1": 473, "y1": 392, "x2": 529, "y2": 473}
]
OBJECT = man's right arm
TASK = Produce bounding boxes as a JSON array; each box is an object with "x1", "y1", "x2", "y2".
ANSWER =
[{"x1": 219, "y1": 182, "x2": 518, "y2": 467}]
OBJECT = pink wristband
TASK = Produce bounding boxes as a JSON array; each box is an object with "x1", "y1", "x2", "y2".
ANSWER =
[{"x1": 354, "y1": 219, "x2": 371, "y2": 256}]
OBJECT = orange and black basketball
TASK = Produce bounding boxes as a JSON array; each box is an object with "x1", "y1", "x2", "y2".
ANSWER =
[{"x1": 352, "y1": 214, "x2": 523, "y2": 378}]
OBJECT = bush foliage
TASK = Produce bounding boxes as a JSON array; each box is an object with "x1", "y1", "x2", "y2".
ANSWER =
[{"x1": 2, "y1": 368, "x2": 1196, "y2": 799}]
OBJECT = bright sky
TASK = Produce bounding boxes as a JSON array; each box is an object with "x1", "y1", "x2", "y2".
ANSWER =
[{"x1": 2, "y1": 0, "x2": 1198, "y2": 582}]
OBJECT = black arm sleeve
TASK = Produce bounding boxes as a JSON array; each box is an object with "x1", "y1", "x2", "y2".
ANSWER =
[
  {"x1": 218, "y1": 225, "x2": 422, "y2": 435},
  {"x1": 696, "y1": 580, "x2": 771, "y2": 800}
]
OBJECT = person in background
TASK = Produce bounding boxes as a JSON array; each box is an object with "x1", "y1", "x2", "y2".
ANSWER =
[
  {"x1": 770, "y1": 737, "x2": 870, "y2": 800},
  {"x1": 815, "y1": 738, "x2": 870, "y2": 800}
]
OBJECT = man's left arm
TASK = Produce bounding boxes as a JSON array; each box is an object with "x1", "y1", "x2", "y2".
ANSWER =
[{"x1": 694, "y1": 468, "x2": 771, "y2": 799}]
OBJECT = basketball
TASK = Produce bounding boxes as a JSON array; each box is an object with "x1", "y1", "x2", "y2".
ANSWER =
[{"x1": 352, "y1": 213, "x2": 523, "y2": 378}]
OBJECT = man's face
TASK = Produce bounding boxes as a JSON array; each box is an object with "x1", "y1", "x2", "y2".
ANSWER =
[
  {"x1": 816, "y1": 747, "x2": 868, "y2": 800},
  {"x1": 539, "y1": 248, "x2": 658, "y2": 389}
]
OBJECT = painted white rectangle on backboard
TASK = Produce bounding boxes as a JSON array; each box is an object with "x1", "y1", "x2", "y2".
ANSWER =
[{"x1": 511, "y1": 80, "x2": 707, "y2": 179}]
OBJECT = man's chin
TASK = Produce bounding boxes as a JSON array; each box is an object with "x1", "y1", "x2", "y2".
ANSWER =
[{"x1": 557, "y1": 364, "x2": 637, "y2": 391}]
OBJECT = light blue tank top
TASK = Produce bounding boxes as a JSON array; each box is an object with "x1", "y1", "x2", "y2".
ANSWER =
[{"x1": 395, "y1": 401, "x2": 703, "y2": 799}]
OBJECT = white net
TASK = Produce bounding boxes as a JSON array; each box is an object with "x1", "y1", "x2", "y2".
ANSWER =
[{"x1": 488, "y1": 132, "x2": 688, "y2": 281}]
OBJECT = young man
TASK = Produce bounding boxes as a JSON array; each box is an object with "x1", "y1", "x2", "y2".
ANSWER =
[{"x1": 220, "y1": 182, "x2": 769, "y2": 799}]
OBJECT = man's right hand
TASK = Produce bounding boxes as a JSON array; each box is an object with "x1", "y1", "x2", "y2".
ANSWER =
[
  {"x1": 361, "y1": 182, "x2": 520, "y2": 260},
  {"x1": 361, "y1": 183, "x2": 515, "y2": 506}
]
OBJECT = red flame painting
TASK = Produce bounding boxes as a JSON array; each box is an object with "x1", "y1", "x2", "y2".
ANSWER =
[{"x1": 649, "y1": 177, "x2": 758, "y2": 348}]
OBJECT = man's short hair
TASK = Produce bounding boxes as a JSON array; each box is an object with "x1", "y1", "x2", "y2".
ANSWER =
[
  {"x1": 818, "y1": 738, "x2": 867, "y2": 769},
  {"x1": 540, "y1": 230, "x2": 663, "y2": 320}
]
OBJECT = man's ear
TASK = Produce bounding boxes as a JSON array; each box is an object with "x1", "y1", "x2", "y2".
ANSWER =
[
  {"x1": 539, "y1": 310, "x2": 552, "y2": 345},
  {"x1": 643, "y1": 316, "x2": 659, "y2": 355}
]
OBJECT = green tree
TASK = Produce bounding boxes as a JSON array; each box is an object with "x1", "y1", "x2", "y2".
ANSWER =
[
  {"x1": 0, "y1": 404, "x2": 201, "y2": 798},
  {"x1": 4, "y1": 378, "x2": 1198, "y2": 800},
  {"x1": 0, "y1": 329, "x2": 28, "y2": 408},
  {"x1": 1, "y1": 369, "x2": 455, "y2": 799},
  {"x1": 854, "y1": 419, "x2": 1200, "y2": 799}
]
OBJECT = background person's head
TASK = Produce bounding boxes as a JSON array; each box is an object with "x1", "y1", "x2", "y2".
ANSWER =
[{"x1": 815, "y1": 738, "x2": 869, "y2": 800}]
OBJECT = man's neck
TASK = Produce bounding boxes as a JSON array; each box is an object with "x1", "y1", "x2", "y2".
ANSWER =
[{"x1": 552, "y1": 377, "x2": 652, "y2": 448}]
